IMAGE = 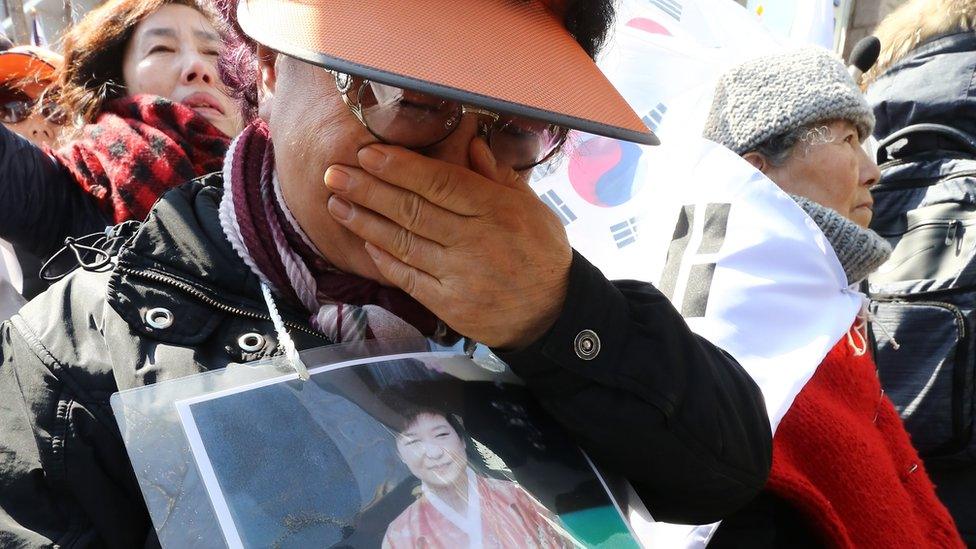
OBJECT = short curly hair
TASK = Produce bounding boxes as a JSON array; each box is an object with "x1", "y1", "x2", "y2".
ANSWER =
[
  {"x1": 215, "y1": 0, "x2": 616, "y2": 122},
  {"x1": 752, "y1": 122, "x2": 839, "y2": 167}
]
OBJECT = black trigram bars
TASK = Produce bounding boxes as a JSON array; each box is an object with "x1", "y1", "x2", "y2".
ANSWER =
[
  {"x1": 642, "y1": 102, "x2": 668, "y2": 132},
  {"x1": 659, "y1": 203, "x2": 732, "y2": 318},
  {"x1": 611, "y1": 217, "x2": 640, "y2": 249},
  {"x1": 539, "y1": 190, "x2": 577, "y2": 226},
  {"x1": 648, "y1": 0, "x2": 682, "y2": 20}
]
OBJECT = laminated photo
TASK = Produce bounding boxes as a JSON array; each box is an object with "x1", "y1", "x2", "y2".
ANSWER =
[{"x1": 175, "y1": 352, "x2": 639, "y2": 548}]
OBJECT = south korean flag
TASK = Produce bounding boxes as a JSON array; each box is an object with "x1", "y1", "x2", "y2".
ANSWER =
[{"x1": 532, "y1": 0, "x2": 860, "y2": 546}]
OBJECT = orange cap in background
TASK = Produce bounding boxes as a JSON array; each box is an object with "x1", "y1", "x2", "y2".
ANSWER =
[
  {"x1": 0, "y1": 45, "x2": 62, "y2": 98},
  {"x1": 237, "y1": 0, "x2": 659, "y2": 146}
]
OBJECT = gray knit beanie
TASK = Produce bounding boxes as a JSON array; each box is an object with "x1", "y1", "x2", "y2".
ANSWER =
[{"x1": 703, "y1": 47, "x2": 875, "y2": 155}]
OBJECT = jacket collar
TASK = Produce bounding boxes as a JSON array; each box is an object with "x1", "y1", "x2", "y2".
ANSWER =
[
  {"x1": 107, "y1": 174, "x2": 330, "y2": 347},
  {"x1": 115, "y1": 175, "x2": 265, "y2": 303}
]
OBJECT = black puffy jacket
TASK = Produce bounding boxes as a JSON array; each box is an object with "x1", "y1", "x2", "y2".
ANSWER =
[
  {"x1": 0, "y1": 124, "x2": 108, "y2": 261},
  {"x1": 0, "y1": 176, "x2": 772, "y2": 547},
  {"x1": 869, "y1": 32, "x2": 976, "y2": 143},
  {"x1": 866, "y1": 31, "x2": 976, "y2": 545}
]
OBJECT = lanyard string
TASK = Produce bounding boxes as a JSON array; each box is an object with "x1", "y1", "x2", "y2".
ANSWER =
[{"x1": 261, "y1": 281, "x2": 311, "y2": 381}]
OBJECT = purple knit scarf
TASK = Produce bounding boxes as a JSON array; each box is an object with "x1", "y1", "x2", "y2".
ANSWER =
[{"x1": 218, "y1": 119, "x2": 455, "y2": 343}]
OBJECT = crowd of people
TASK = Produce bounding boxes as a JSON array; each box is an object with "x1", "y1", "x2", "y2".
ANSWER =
[{"x1": 0, "y1": 0, "x2": 972, "y2": 547}]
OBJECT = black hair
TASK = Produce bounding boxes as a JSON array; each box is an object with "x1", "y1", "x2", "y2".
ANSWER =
[{"x1": 377, "y1": 386, "x2": 467, "y2": 441}]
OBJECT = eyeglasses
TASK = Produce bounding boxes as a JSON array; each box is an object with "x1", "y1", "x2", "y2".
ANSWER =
[
  {"x1": 330, "y1": 71, "x2": 567, "y2": 170},
  {"x1": 0, "y1": 89, "x2": 67, "y2": 126}
]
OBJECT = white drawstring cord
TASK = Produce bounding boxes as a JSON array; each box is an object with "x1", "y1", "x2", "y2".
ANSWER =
[
  {"x1": 869, "y1": 311, "x2": 901, "y2": 350},
  {"x1": 261, "y1": 282, "x2": 310, "y2": 381},
  {"x1": 848, "y1": 294, "x2": 900, "y2": 354},
  {"x1": 847, "y1": 317, "x2": 869, "y2": 356}
]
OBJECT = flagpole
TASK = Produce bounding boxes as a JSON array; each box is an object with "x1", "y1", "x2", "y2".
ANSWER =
[{"x1": 834, "y1": 0, "x2": 855, "y2": 54}]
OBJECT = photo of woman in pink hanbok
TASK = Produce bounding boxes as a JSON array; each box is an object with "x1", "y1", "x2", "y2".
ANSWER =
[{"x1": 381, "y1": 404, "x2": 574, "y2": 549}]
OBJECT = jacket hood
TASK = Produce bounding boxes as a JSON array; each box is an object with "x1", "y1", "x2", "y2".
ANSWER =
[
  {"x1": 114, "y1": 176, "x2": 263, "y2": 304},
  {"x1": 868, "y1": 32, "x2": 976, "y2": 140}
]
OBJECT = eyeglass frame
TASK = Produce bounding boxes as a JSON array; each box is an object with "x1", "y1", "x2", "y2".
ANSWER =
[
  {"x1": 0, "y1": 87, "x2": 67, "y2": 126},
  {"x1": 329, "y1": 70, "x2": 567, "y2": 170}
]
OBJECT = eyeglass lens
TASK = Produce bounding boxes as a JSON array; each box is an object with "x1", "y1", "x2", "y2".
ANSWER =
[
  {"x1": 0, "y1": 86, "x2": 66, "y2": 126},
  {"x1": 0, "y1": 100, "x2": 32, "y2": 124},
  {"x1": 40, "y1": 102, "x2": 68, "y2": 125},
  {"x1": 359, "y1": 81, "x2": 461, "y2": 149},
  {"x1": 356, "y1": 80, "x2": 564, "y2": 169}
]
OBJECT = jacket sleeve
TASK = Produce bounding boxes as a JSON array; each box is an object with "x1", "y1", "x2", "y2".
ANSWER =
[
  {"x1": 0, "y1": 314, "x2": 153, "y2": 548},
  {"x1": 495, "y1": 251, "x2": 772, "y2": 525},
  {"x1": 0, "y1": 124, "x2": 108, "y2": 259}
]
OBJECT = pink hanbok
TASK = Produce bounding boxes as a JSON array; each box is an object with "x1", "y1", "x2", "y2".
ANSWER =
[{"x1": 382, "y1": 468, "x2": 573, "y2": 549}]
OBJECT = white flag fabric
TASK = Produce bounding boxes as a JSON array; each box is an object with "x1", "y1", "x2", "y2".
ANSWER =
[
  {"x1": 746, "y1": 0, "x2": 835, "y2": 48},
  {"x1": 789, "y1": 0, "x2": 835, "y2": 49},
  {"x1": 538, "y1": 136, "x2": 863, "y2": 431},
  {"x1": 532, "y1": 0, "x2": 859, "y2": 430},
  {"x1": 530, "y1": 1, "x2": 860, "y2": 545},
  {"x1": 0, "y1": 239, "x2": 22, "y2": 294},
  {"x1": 0, "y1": 238, "x2": 25, "y2": 320},
  {"x1": 537, "y1": 137, "x2": 863, "y2": 547}
]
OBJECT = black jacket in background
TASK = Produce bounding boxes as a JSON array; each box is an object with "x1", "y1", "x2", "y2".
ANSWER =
[
  {"x1": 0, "y1": 124, "x2": 108, "y2": 261},
  {"x1": 0, "y1": 176, "x2": 772, "y2": 547},
  {"x1": 866, "y1": 31, "x2": 976, "y2": 546},
  {"x1": 868, "y1": 32, "x2": 976, "y2": 142}
]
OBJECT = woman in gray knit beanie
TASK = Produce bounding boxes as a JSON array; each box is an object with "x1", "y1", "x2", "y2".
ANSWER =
[
  {"x1": 704, "y1": 47, "x2": 879, "y2": 229},
  {"x1": 704, "y1": 47, "x2": 964, "y2": 548}
]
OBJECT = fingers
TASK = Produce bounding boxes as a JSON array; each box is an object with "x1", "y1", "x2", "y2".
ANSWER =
[
  {"x1": 364, "y1": 242, "x2": 442, "y2": 306},
  {"x1": 357, "y1": 144, "x2": 502, "y2": 216},
  {"x1": 468, "y1": 138, "x2": 533, "y2": 194},
  {"x1": 325, "y1": 165, "x2": 462, "y2": 246},
  {"x1": 326, "y1": 193, "x2": 447, "y2": 276},
  {"x1": 469, "y1": 138, "x2": 502, "y2": 181}
]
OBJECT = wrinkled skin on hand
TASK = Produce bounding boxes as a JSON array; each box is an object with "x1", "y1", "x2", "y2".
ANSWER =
[{"x1": 324, "y1": 138, "x2": 572, "y2": 349}]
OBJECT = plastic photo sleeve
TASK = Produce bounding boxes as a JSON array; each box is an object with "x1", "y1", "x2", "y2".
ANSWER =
[{"x1": 111, "y1": 339, "x2": 642, "y2": 548}]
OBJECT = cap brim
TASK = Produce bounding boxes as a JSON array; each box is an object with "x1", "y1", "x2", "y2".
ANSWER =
[
  {"x1": 0, "y1": 52, "x2": 56, "y2": 96},
  {"x1": 238, "y1": 0, "x2": 659, "y2": 146}
]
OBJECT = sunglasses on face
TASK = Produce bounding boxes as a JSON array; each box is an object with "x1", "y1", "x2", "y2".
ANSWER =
[
  {"x1": 330, "y1": 71, "x2": 567, "y2": 171},
  {"x1": 0, "y1": 89, "x2": 67, "y2": 126}
]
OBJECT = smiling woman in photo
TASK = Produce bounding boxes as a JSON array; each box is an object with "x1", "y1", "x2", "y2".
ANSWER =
[{"x1": 383, "y1": 398, "x2": 571, "y2": 549}]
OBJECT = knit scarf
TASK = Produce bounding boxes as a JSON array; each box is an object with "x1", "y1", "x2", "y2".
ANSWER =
[
  {"x1": 52, "y1": 95, "x2": 231, "y2": 224},
  {"x1": 218, "y1": 119, "x2": 454, "y2": 344},
  {"x1": 792, "y1": 196, "x2": 892, "y2": 285}
]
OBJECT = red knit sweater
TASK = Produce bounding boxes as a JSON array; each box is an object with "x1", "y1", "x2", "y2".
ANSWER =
[{"x1": 767, "y1": 327, "x2": 964, "y2": 548}]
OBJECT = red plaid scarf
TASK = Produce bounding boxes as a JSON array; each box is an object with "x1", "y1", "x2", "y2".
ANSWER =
[
  {"x1": 218, "y1": 119, "x2": 457, "y2": 344},
  {"x1": 53, "y1": 95, "x2": 231, "y2": 224}
]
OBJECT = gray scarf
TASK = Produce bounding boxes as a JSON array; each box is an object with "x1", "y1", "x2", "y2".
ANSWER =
[{"x1": 792, "y1": 195, "x2": 892, "y2": 285}]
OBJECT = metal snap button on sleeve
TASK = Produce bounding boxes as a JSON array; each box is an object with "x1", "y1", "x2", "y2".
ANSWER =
[
  {"x1": 574, "y1": 329, "x2": 601, "y2": 361},
  {"x1": 144, "y1": 307, "x2": 174, "y2": 329}
]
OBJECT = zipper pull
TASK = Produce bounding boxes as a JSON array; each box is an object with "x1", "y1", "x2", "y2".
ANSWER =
[{"x1": 946, "y1": 220, "x2": 961, "y2": 246}]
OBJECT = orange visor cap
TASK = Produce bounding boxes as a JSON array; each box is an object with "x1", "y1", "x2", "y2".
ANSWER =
[
  {"x1": 0, "y1": 46, "x2": 62, "y2": 98},
  {"x1": 237, "y1": 0, "x2": 659, "y2": 145}
]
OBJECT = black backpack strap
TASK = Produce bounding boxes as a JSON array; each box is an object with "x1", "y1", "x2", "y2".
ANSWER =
[{"x1": 877, "y1": 123, "x2": 976, "y2": 164}]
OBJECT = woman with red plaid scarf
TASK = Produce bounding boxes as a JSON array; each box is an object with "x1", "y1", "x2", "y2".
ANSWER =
[{"x1": 0, "y1": 0, "x2": 240, "y2": 265}]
